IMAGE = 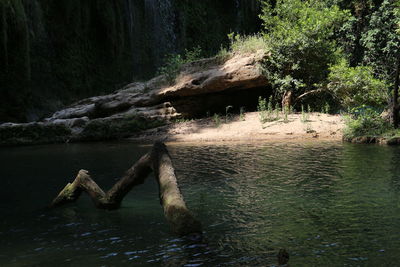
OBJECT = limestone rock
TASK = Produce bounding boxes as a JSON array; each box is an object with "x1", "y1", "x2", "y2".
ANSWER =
[{"x1": 0, "y1": 51, "x2": 268, "y2": 145}]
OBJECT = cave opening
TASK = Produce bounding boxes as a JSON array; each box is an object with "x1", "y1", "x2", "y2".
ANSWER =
[{"x1": 170, "y1": 86, "x2": 274, "y2": 118}]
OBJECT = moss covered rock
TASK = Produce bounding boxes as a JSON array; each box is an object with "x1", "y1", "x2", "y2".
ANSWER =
[
  {"x1": 0, "y1": 122, "x2": 71, "y2": 146},
  {"x1": 78, "y1": 116, "x2": 165, "y2": 141}
]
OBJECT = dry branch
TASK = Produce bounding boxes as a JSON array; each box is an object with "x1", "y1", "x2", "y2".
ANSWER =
[
  {"x1": 293, "y1": 88, "x2": 327, "y2": 105},
  {"x1": 51, "y1": 142, "x2": 201, "y2": 236}
]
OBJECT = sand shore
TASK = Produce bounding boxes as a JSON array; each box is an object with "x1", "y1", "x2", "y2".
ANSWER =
[{"x1": 129, "y1": 112, "x2": 344, "y2": 143}]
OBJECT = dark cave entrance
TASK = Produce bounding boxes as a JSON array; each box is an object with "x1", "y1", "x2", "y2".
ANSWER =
[{"x1": 170, "y1": 86, "x2": 274, "y2": 118}]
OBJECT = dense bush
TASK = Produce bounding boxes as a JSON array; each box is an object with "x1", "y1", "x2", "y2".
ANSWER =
[
  {"x1": 259, "y1": 0, "x2": 350, "y2": 100},
  {"x1": 360, "y1": 0, "x2": 400, "y2": 83},
  {"x1": 343, "y1": 106, "x2": 391, "y2": 139},
  {"x1": 327, "y1": 59, "x2": 389, "y2": 110}
]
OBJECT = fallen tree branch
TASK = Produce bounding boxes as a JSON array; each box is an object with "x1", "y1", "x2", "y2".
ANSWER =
[
  {"x1": 293, "y1": 88, "x2": 329, "y2": 105},
  {"x1": 51, "y1": 142, "x2": 202, "y2": 236}
]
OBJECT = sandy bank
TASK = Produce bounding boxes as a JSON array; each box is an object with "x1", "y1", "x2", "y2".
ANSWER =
[{"x1": 128, "y1": 112, "x2": 344, "y2": 143}]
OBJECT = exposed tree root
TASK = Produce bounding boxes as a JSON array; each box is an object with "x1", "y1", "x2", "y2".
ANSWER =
[{"x1": 51, "y1": 142, "x2": 201, "y2": 236}]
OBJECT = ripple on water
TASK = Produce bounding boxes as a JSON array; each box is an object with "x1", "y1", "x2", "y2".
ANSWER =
[{"x1": 1, "y1": 142, "x2": 400, "y2": 266}]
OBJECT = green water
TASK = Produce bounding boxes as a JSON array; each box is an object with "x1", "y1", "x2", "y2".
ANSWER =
[{"x1": 1, "y1": 141, "x2": 400, "y2": 266}]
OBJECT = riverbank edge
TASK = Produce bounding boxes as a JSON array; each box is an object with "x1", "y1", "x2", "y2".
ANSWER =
[
  {"x1": 0, "y1": 112, "x2": 345, "y2": 147},
  {"x1": 344, "y1": 136, "x2": 400, "y2": 145},
  {"x1": 4, "y1": 112, "x2": 400, "y2": 147},
  {"x1": 127, "y1": 112, "x2": 344, "y2": 143}
]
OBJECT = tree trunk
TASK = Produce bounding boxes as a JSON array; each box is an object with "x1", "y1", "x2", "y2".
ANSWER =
[
  {"x1": 51, "y1": 142, "x2": 202, "y2": 237},
  {"x1": 393, "y1": 55, "x2": 400, "y2": 128},
  {"x1": 282, "y1": 90, "x2": 293, "y2": 109}
]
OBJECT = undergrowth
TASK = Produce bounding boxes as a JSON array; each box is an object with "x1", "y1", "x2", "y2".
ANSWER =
[
  {"x1": 158, "y1": 46, "x2": 203, "y2": 84},
  {"x1": 216, "y1": 33, "x2": 269, "y2": 63},
  {"x1": 343, "y1": 106, "x2": 397, "y2": 139},
  {"x1": 228, "y1": 33, "x2": 268, "y2": 54},
  {"x1": 258, "y1": 96, "x2": 280, "y2": 123}
]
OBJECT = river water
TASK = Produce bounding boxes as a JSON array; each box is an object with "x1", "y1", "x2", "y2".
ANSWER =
[{"x1": 1, "y1": 141, "x2": 399, "y2": 266}]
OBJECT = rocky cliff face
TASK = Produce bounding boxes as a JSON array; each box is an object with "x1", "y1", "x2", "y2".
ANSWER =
[
  {"x1": 0, "y1": 0, "x2": 261, "y2": 122},
  {"x1": 0, "y1": 51, "x2": 269, "y2": 146}
]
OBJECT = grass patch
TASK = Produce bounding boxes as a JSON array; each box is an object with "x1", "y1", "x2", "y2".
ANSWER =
[
  {"x1": 301, "y1": 104, "x2": 311, "y2": 123},
  {"x1": 228, "y1": 33, "x2": 269, "y2": 54},
  {"x1": 215, "y1": 33, "x2": 269, "y2": 64},
  {"x1": 239, "y1": 107, "x2": 246, "y2": 121},
  {"x1": 213, "y1": 113, "x2": 221, "y2": 127},
  {"x1": 258, "y1": 96, "x2": 280, "y2": 123}
]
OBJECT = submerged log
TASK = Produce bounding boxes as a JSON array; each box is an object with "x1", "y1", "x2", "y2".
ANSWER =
[
  {"x1": 150, "y1": 142, "x2": 202, "y2": 236},
  {"x1": 51, "y1": 142, "x2": 201, "y2": 236}
]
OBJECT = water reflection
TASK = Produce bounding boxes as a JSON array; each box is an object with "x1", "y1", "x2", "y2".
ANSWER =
[{"x1": 1, "y1": 141, "x2": 400, "y2": 266}]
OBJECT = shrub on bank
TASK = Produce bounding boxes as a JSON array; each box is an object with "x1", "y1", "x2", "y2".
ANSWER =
[{"x1": 343, "y1": 106, "x2": 393, "y2": 140}]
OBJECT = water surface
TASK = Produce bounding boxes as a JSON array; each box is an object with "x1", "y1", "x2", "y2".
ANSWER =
[{"x1": 1, "y1": 141, "x2": 400, "y2": 266}]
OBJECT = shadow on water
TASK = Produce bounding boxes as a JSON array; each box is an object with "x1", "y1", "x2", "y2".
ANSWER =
[{"x1": 1, "y1": 141, "x2": 400, "y2": 266}]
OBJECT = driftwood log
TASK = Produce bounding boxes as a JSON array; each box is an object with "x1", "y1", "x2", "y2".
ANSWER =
[{"x1": 51, "y1": 142, "x2": 202, "y2": 237}]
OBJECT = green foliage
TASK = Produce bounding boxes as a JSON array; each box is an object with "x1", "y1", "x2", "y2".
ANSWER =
[
  {"x1": 225, "y1": 105, "x2": 233, "y2": 123},
  {"x1": 257, "y1": 96, "x2": 268, "y2": 123},
  {"x1": 343, "y1": 106, "x2": 391, "y2": 139},
  {"x1": 301, "y1": 105, "x2": 310, "y2": 123},
  {"x1": 228, "y1": 33, "x2": 269, "y2": 54},
  {"x1": 258, "y1": 96, "x2": 280, "y2": 123},
  {"x1": 157, "y1": 54, "x2": 185, "y2": 84},
  {"x1": 257, "y1": 96, "x2": 267, "y2": 115},
  {"x1": 283, "y1": 106, "x2": 289, "y2": 123},
  {"x1": 158, "y1": 46, "x2": 203, "y2": 84},
  {"x1": 213, "y1": 113, "x2": 221, "y2": 127},
  {"x1": 275, "y1": 103, "x2": 280, "y2": 119},
  {"x1": 239, "y1": 107, "x2": 246, "y2": 121},
  {"x1": 360, "y1": 0, "x2": 400, "y2": 82},
  {"x1": 324, "y1": 102, "x2": 330, "y2": 114},
  {"x1": 260, "y1": 0, "x2": 350, "y2": 97},
  {"x1": 216, "y1": 45, "x2": 231, "y2": 64},
  {"x1": 184, "y1": 45, "x2": 202, "y2": 63},
  {"x1": 327, "y1": 59, "x2": 388, "y2": 110},
  {"x1": 396, "y1": 0, "x2": 400, "y2": 34},
  {"x1": 215, "y1": 33, "x2": 268, "y2": 64}
]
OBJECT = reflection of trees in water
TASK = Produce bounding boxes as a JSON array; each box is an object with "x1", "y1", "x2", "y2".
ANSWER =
[
  {"x1": 388, "y1": 147, "x2": 400, "y2": 193},
  {"x1": 168, "y1": 143, "x2": 400, "y2": 265},
  {"x1": 296, "y1": 144, "x2": 400, "y2": 264},
  {"x1": 169, "y1": 143, "x2": 349, "y2": 265},
  {"x1": 3, "y1": 143, "x2": 400, "y2": 265},
  {"x1": 169, "y1": 144, "x2": 280, "y2": 264}
]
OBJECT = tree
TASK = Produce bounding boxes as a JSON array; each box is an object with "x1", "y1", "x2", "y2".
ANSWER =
[
  {"x1": 259, "y1": 0, "x2": 350, "y2": 108},
  {"x1": 359, "y1": 0, "x2": 400, "y2": 126},
  {"x1": 326, "y1": 58, "x2": 388, "y2": 110},
  {"x1": 393, "y1": 0, "x2": 400, "y2": 127}
]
